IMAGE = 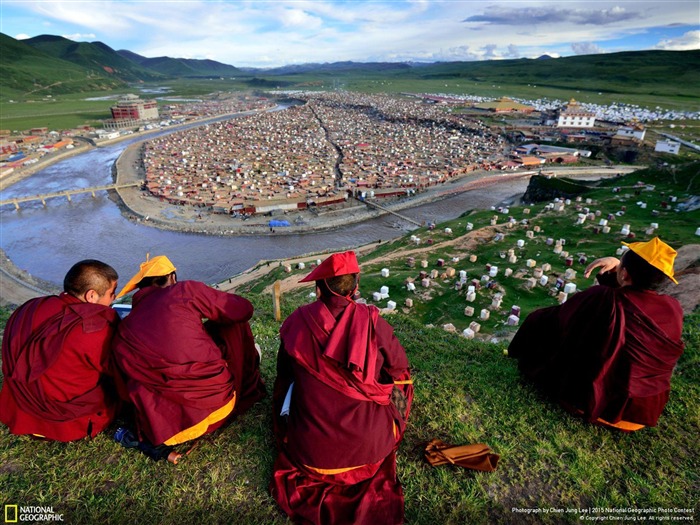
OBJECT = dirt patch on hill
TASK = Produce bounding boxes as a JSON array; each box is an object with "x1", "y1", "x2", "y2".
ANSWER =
[{"x1": 261, "y1": 227, "x2": 498, "y2": 296}]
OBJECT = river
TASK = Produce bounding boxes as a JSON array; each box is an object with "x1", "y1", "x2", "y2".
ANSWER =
[{"x1": 0, "y1": 116, "x2": 526, "y2": 288}]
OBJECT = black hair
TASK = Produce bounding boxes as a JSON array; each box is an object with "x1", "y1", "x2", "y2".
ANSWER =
[
  {"x1": 621, "y1": 249, "x2": 669, "y2": 290},
  {"x1": 316, "y1": 273, "x2": 358, "y2": 298},
  {"x1": 137, "y1": 272, "x2": 176, "y2": 290},
  {"x1": 63, "y1": 259, "x2": 118, "y2": 298}
]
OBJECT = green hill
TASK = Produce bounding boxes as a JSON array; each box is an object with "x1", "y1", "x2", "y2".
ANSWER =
[
  {"x1": 404, "y1": 50, "x2": 700, "y2": 99},
  {"x1": 137, "y1": 56, "x2": 242, "y2": 78},
  {"x1": 24, "y1": 34, "x2": 163, "y2": 83},
  {"x1": 0, "y1": 32, "x2": 122, "y2": 97}
]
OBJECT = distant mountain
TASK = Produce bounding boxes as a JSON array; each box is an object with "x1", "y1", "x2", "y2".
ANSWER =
[
  {"x1": 249, "y1": 61, "x2": 412, "y2": 76},
  {"x1": 2, "y1": 33, "x2": 699, "y2": 104},
  {"x1": 23, "y1": 34, "x2": 163, "y2": 82},
  {"x1": 536, "y1": 54, "x2": 554, "y2": 60},
  {"x1": 118, "y1": 52, "x2": 242, "y2": 78},
  {"x1": 116, "y1": 49, "x2": 149, "y2": 64}
]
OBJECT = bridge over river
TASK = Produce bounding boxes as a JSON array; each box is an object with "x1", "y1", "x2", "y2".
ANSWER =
[{"x1": 0, "y1": 182, "x2": 140, "y2": 210}]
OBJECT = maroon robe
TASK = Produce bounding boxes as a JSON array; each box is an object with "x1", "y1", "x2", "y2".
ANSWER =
[
  {"x1": 111, "y1": 280, "x2": 265, "y2": 445},
  {"x1": 0, "y1": 294, "x2": 119, "y2": 441},
  {"x1": 508, "y1": 282, "x2": 684, "y2": 427},
  {"x1": 271, "y1": 295, "x2": 413, "y2": 525}
]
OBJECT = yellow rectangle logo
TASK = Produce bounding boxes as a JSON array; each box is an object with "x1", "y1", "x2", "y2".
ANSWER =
[{"x1": 5, "y1": 505, "x2": 18, "y2": 523}]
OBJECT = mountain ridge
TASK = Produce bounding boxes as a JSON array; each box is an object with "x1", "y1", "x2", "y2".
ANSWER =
[{"x1": 2, "y1": 32, "x2": 699, "y2": 101}]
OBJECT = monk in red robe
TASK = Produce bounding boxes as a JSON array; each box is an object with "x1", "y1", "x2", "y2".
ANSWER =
[
  {"x1": 509, "y1": 237, "x2": 684, "y2": 431},
  {"x1": 111, "y1": 255, "x2": 265, "y2": 446},
  {"x1": 0, "y1": 260, "x2": 120, "y2": 441},
  {"x1": 270, "y1": 251, "x2": 413, "y2": 525}
]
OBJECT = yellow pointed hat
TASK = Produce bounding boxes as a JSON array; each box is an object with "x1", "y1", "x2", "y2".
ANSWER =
[
  {"x1": 622, "y1": 237, "x2": 678, "y2": 284},
  {"x1": 116, "y1": 255, "x2": 177, "y2": 298}
]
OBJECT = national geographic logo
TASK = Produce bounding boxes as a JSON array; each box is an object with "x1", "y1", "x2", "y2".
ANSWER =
[{"x1": 4, "y1": 505, "x2": 63, "y2": 522}]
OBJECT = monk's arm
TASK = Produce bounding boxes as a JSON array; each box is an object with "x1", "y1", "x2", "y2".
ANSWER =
[
  {"x1": 182, "y1": 280, "x2": 254, "y2": 324},
  {"x1": 272, "y1": 341, "x2": 295, "y2": 442},
  {"x1": 584, "y1": 256, "x2": 620, "y2": 279},
  {"x1": 376, "y1": 317, "x2": 413, "y2": 423}
]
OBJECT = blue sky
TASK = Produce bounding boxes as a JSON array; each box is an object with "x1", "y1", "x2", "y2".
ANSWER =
[{"x1": 1, "y1": 1, "x2": 698, "y2": 67}]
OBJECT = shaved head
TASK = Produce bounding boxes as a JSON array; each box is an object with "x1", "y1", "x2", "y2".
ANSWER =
[{"x1": 63, "y1": 260, "x2": 118, "y2": 298}]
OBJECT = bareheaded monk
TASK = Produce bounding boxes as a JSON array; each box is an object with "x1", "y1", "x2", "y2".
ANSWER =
[
  {"x1": 508, "y1": 237, "x2": 684, "y2": 431},
  {"x1": 0, "y1": 260, "x2": 120, "y2": 441},
  {"x1": 270, "y1": 251, "x2": 413, "y2": 525},
  {"x1": 111, "y1": 255, "x2": 265, "y2": 446}
]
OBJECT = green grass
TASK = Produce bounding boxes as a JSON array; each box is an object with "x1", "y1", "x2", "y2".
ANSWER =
[
  {"x1": 1, "y1": 301, "x2": 697, "y2": 524},
  {"x1": 1, "y1": 92, "x2": 129, "y2": 132}
]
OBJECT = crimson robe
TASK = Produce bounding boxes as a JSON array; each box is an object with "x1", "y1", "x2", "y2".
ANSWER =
[
  {"x1": 271, "y1": 295, "x2": 413, "y2": 525},
  {"x1": 0, "y1": 294, "x2": 119, "y2": 441},
  {"x1": 111, "y1": 280, "x2": 265, "y2": 445},
  {"x1": 508, "y1": 282, "x2": 684, "y2": 427}
]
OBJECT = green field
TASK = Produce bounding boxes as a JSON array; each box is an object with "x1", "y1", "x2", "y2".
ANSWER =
[
  {"x1": 0, "y1": 79, "x2": 254, "y2": 131},
  {"x1": 1, "y1": 90, "x2": 124, "y2": 131}
]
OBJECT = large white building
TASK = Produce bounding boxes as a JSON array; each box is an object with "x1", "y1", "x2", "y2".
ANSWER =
[
  {"x1": 557, "y1": 99, "x2": 596, "y2": 128},
  {"x1": 655, "y1": 140, "x2": 681, "y2": 155},
  {"x1": 615, "y1": 125, "x2": 646, "y2": 141}
]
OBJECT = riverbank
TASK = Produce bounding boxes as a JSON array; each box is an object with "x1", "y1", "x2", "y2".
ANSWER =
[
  {"x1": 0, "y1": 248, "x2": 60, "y2": 307},
  {"x1": 0, "y1": 143, "x2": 93, "y2": 192}
]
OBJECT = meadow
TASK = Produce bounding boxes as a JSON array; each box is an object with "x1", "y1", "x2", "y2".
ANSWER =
[{"x1": 1, "y1": 163, "x2": 698, "y2": 524}]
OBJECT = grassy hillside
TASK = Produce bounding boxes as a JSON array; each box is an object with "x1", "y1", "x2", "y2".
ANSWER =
[
  {"x1": 239, "y1": 163, "x2": 700, "y2": 339},
  {"x1": 24, "y1": 35, "x2": 164, "y2": 83},
  {"x1": 0, "y1": 33, "x2": 123, "y2": 98},
  {"x1": 0, "y1": 161, "x2": 698, "y2": 524},
  {"x1": 408, "y1": 51, "x2": 700, "y2": 99},
  {"x1": 138, "y1": 56, "x2": 242, "y2": 78}
]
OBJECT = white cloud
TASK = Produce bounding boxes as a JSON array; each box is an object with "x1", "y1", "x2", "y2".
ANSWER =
[
  {"x1": 463, "y1": 5, "x2": 641, "y2": 26},
  {"x1": 279, "y1": 8, "x2": 323, "y2": 29},
  {"x1": 15, "y1": 33, "x2": 31, "y2": 40},
  {"x1": 572, "y1": 42, "x2": 605, "y2": 55},
  {"x1": 62, "y1": 33, "x2": 97, "y2": 41},
  {"x1": 31, "y1": 1, "x2": 133, "y2": 32},
  {"x1": 655, "y1": 30, "x2": 700, "y2": 51}
]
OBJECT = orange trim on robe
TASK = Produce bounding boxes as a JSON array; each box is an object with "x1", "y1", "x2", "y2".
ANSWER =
[
  {"x1": 596, "y1": 417, "x2": 645, "y2": 432},
  {"x1": 305, "y1": 421, "x2": 400, "y2": 475},
  {"x1": 164, "y1": 395, "x2": 236, "y2": 446},
  {"x1": 305, "y1": 464, "x2": 364, "y2": 475}
]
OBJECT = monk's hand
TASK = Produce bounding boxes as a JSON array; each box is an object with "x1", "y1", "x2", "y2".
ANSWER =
[
  {"x1": 584, "y1": 257, "x2": 620, "y2": 279},
  {"x1": 391, "y1": 386, "x2": 408, "y2": 421}
]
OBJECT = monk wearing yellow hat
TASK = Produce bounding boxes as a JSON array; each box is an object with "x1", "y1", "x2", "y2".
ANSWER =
[
  {"x1": 509, "y1": 237, "x2": 684, "y2": 431},
  {"x1": 111, "y1": 255, "x2": 265, "y2": 447},
  {"x1": 270, "y1": 251, "x2": 413, "y2": 524}
]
